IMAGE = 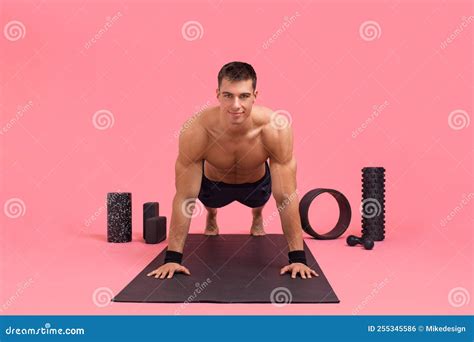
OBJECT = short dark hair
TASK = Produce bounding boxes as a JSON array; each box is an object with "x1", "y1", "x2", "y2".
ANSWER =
[{"x1": 217, "y1": 61, "x2": 257, "y2": 90}]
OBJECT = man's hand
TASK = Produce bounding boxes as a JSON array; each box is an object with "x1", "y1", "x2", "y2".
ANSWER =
[
  {"x1": 147, "y1": 263, "x2": 191, "y2": 279},
  {"x1": 280, "y1": 263, "x2": 319, "y2": 279}
]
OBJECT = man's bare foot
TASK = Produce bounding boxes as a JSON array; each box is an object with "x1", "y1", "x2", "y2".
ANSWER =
[
  {"x1": 204, "y1": 214, "x2": 219, "y2": 235},
  {"x1": 250, "y1": 215, "x2": 266, "y2": 236}
]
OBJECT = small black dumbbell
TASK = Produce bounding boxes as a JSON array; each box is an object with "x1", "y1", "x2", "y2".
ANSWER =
[{"x1": 346, "y1": 235, "x2": 374, "y2": 250}]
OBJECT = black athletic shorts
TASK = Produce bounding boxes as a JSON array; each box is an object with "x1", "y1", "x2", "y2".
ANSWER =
[{"x1": 198, "y1": 160, "x2": 272, "y2": 208}]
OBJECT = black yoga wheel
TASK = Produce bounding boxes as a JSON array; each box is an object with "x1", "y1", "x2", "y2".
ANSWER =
[{"x1": 299, "y1": 188, "x2": 352, "y2": 240}]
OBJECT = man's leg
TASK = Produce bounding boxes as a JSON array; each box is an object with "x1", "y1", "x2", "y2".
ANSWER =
[
  {"x1": 250, "y1": 205, "x2": 266, "y2": 236},
  {"x1": 204, "y1": 206, "x2": 219, "y2": 235}
]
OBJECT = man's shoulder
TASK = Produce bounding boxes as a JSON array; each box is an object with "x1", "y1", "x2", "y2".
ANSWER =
[
  {"x1": 259, "y1": 106, "x2": 292, "y2": 140},
  {"x1": 252, "y1": 105, "x2": 273, "y2": 124},
  {"x1": 178, "y1": 108, "x2": 213, "y2": 148},
  {"x1": 259, "y1": 106, "x2": 293, "y2": 161}
]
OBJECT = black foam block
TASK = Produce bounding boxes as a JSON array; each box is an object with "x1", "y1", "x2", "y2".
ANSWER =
[
  {"x1": 145, "y1": 216, "x2": 167, "y2": 244},
  {"x1": 143, "y1": 202, "x2": 159, "y2": 239},
  {"x1": 113, "y1": 234, "x2": 339, "y2": 303}
]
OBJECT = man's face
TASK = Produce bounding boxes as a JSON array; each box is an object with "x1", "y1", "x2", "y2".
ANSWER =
[{"x1": 216, "y1": 78, "x2": 257, "y2": 125}]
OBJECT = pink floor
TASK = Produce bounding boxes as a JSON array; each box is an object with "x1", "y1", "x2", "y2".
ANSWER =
[
  {"x1": 1, "y1": 0, "x2": 472, "y2": 315},
  {"x1": 1, "y1": 196, "x2": 472, "y2": 315}
]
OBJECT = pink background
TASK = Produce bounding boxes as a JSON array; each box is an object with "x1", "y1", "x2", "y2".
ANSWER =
[{"x1": 1, "y1": 0, "x2": 472, "y2": 315}]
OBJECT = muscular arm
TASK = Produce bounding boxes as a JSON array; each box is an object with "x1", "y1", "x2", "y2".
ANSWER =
[
  {"x1": 263, "y1": 122, "x2": 304, "y2": 252},
  {"x1": 167, "y1": 123, "x2": 207, "y2": 253}
]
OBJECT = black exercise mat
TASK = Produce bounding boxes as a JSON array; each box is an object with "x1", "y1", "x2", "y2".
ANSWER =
[{"x1": 113, "y1": 234, "x2": 339, "y2": 303}]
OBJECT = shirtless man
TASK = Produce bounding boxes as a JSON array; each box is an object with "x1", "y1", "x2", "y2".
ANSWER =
[{"x1": 147, "y1": 62, "x2": 318, "y2": 280}]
